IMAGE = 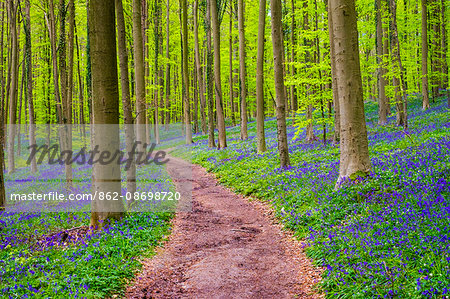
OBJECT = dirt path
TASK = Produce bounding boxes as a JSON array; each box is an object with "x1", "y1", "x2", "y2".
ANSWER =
[{"x1": 125, "y1": 155, "x2": 323, "y2": 298}]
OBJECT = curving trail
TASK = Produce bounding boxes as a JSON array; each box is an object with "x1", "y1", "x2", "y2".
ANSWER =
[{"x1": 125, "y1": 154, "x2": 323, "y2": 298}]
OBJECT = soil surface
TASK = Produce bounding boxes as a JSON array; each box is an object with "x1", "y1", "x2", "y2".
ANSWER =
[{"x1": 125, "y1": 155, "x2": 323, "y2": 298}]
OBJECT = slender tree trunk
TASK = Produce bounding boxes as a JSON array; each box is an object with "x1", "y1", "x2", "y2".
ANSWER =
[
  {"x1": 389, "y1": 0, "x2": 408, "y2": 129},
  {"x1": 116, "y1": 0, "x2": 136, "y2": 195},
  {"x1": 153, "y1": 0, "x2": 161, "y2": 144},
  {"x1": 238, "y1": 0, "x2": 248, "y2": 140},
  {"x1": 7, "y1": 1, "x2": 18, "y2": 174},
  {"x1": 229, "y1": 5, "x2": 236, "y2": 127},
  {"x1": 181, "y1": 0, "x2": 193, "y2": 144},
  {"x1": 441, "y1": 0, "x2": 449, "y2": 108},
  {"x1": 376, "y1": 0, "x2": 388, "y2": 125},
  {"x1": 327, "y1": 0, "x2": 340, "y2": 144},
  {"x1": 25, "y1": 0, "x2": 37, "y2": 173},
  {"x1": 89, "y1": 0, "x2": 124, "y2": 229},
  {"x1": 270, "y1": 0, "x2": 290, "y2": 168},
  {"x1": 206, "y1": 0, "x2": 216, "y2": 148},
  {"x1": 330, "y1": 0, "x2": 372, "y2": 187},
  {"x1": 290, "y1": 0, "x2": 297, "y2": 117},
  {"x1": 421, "y1": 0, "x2": 430, "y2": 110},
  {"x1": 211, "y1": 0, "x2": 227, "y2": 148},
  {"x1": 165, "y1": 0, "x2": 171, "y2": 128},
  {"x1": 133, "y1": 0, "x2": 147, "y2": 153},
  {"x1": 75, "y1": 23, "x2": 86, "y2": 137},
  {"x1": 0, "y1": 100, "x2": 4, "y2": 209},
  {"x1": 256, "y1": 0, "x2": 267, "y2": 153}
]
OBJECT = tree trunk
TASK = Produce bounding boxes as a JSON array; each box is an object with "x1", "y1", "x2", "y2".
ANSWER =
[
  {"x1": 256, "y1": 0, "x2": 267, "y2": 153},
  {"x1": 211, "y1": 0, "x2": 227, "y2": 148},
  {"x1": 194, "y1": 0, "x2": 206, "y2": 134},
  {"x1": 229, "y1": 5, "x2": 236, "y2": 127},
  {"x1": 389, "y1": 0, "x2": 408, "y2": 129},
  {"x1": 206, "y1": 0, "x2": 216, "y2": 148},
  {"x1": 270, "y1": 0, "x2": 290, "y2": 168},
  {"x1": 329, "y1": 0, "x2": 372, "y2": 187},
  {"x1": 7, "y1": 0, "x2": 18, "y2": 174},
  {"x1": 25, "y1": 0, "x2": 37, "y2": 173},
  {"x1": 116, "y1": 0, "x2": 136, "y2": 195},
  {"x1": 376, "y1": 0, "x2": 388, "y2": 125},
  {"x1": 290, "y1": 0, "x2": 297, "y2": 117},
  {"x1": 327, "y1": 0, "x2": 340, "y2": 144},
  {"x1": 89, "y1": 0, "x2": 124, "y2": 230},
  {"x1": 165, "y1": 0, "x2": 171, "y2": 128},
  {"x1": 181, "y1": 0, "x2": 193, "y2": 144},
  {"x1": 441, "y1": 0, "x2": 449, "y2": 108},
  {"x1": 421, "y1": 0, "x2": 430, "y2": 110},
  {"x1": 133, "y1": 0, "x2": 147, "y2": 154},
  {"x1": 238, "y1": 0, "x2": 248, "y2": 140}
]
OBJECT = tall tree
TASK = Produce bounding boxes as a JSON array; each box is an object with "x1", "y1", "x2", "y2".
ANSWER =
[
  {"x1": 165, "y1": 0, "x2": 171, "y2": 128},
  {"x1": 440, "y1": 0, "x2": 449, "y2": 108},
  {"x1": 290, "y1": 0, "x2": 298, "y2": 115},
  {"x1": 238, "y1": 0, "x2": 248, "y2": 140},
  {"x1": 7, "y1": 0, "x2": 18, "y2": 174},
  {"x1": 256, "y1": 0, "x2": 267, "y2": 153},
  {"x1": 193, "y1": 0, "x2": 206, "y2": 134},
  {"x1": 376, "y1": 0, "x2": 388, "y2": 125},
  {"x1": 421, "y1": 0, "x2": 430, "y2": 110},
  {"x1": 270, "y1": 0, "x2": 290, "y2": 168},
  {"x1": 206, "y1": 0, "x2": 216, "y2": 148},
  {"x1": 89, "y1": 0, "x2": 124, "y2": 229},
  {"x1": 327, "y1": 0, "x2": 340, "y2": 143},
  {"x1": 116, "y1": 0, "x2": 136, "y2": 195},
  {"x1": 329, "y1": 0, "x2": 372, "y2": 187},
  {"x1": 389, "y1": 0, "x2": 408, "y2": 129},
  {"x1": 181, "y1": 0, "x2": 193, "y2": 144},
  {"x1": 25, "y1": 0, "x2": 37, "y2": 173},
  {"x1": 211, "y1": 0, "x2": 227, "y2": 148},
  {"x1": 133, "y1": 0, "x2": 147, "y2": 153},
  {"x1": 228, "y1": 4, "x2": 236, "y2": 127}
]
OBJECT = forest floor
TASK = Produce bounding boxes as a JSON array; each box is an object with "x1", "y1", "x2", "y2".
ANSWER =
[{"x1": 125, "y1": 154, "x2": 323, "y2": 299}]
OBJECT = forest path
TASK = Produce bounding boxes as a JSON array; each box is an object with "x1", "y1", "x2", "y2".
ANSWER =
[{"x1": 125, "y1": 153, "x2": 322, "y2": 298}]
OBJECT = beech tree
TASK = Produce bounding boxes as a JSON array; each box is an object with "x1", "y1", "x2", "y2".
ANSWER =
[
  {"x1": 256, "y1": 0, "x2": 267, "y2": 153},
  {"x1": 133, "y1": 0, "x2": 147, "y2": 152},
  {"x1": 211, "y1": 0, "x2": 227, "y2": 149},
  {"x1": 116, "y1": 0, "x2": 136, "y2": 195},
  {"x1": 89, "y1": 0, "x2": 124, "y2": 229},
  {"x1": 181, "y1": 0, "x2": 193, "y2": 144},
  {"x1": 238, "y1": 0, "x2": 248, "y2": 140},
  {"x1": 421, "y1": 0, "x2": 430, "y2": 110},
  {"x1": 270, "y1": 0, "x2": 290, "y2": 168},
  {"x1": 329, "y1": 0, "x2": 372, "y2": 186}
]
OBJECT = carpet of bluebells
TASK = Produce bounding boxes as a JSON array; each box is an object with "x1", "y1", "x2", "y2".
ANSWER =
[
  {"x1": 1, "y1": 157, "x2": 176, "y2": 297},
  {"x1": 174, "y1": 96, "x2": 450, "y2": 298}
]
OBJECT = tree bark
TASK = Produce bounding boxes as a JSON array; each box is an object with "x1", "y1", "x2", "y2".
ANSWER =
[
  {"x1": 165, "y1": 0, "x2": 171, "y2": 129},
  {"x1": 133, "y1": 0, "x2": 147, "y2": 153},
  {"x1": 238, "y1": 0, "x2": 248, "y2": 140},
  {"x1": 329, "y1": 0, "x2": 372, "y2": 187},
  {"x1": 25, "y1": 0, "x2": 37, "y2": 173},
  {"x1": 194, "y1": 0, "x2": 206, "y2": 134},
  {"x1": 270, "y1": 0, "x2": 290, "y2": 168},
  {"x1": 327, "y1": 0, "x2": 340, "y2": 144},
  {"x1": 206, "y1": 0, "x2": 216, "y2": 148},
  {"x1": 211, "y1": 0, "x2": 227, "y2": 148},
  {"x1": 290, "y1": 0, "x2": 297, "y2": 116},
  {"x1": 89, "y1": 0, "x2": 124, "y2": 229},
  {"x1": 229, "y1": 5, "x2": 236, "y2": 127},
  {"x1": 421, "y1": 0, "x2": 430, "y2": 110},
  {"x1": 389, "y1": 0, "x2": 408, "y2": 129},
  {"x1": 256, "y1": 0, "x2": 267, "y2": 153},
  {"x1": 116, "y1": 0, "x2": 136, "y2": 195},
  {"x1": 7, "y1": 0, "x2": 18, "y2": 174},
  {"x1": 376, "y1": 0, "x2": 388, "y2": 125},
  {"x1": 181, "y1": 0, "x2": 193, "y2": 144}
]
